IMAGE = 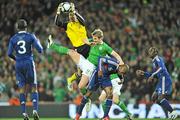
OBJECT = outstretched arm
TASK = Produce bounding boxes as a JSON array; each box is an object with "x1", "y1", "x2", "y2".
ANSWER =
[{"x1": 111, "y1": 51, "x2": 124, "y2": 65}]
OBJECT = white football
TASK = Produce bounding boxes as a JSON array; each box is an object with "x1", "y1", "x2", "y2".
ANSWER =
[{"x1": 61, "y1": 2, "x2": 71, "y2": 13}]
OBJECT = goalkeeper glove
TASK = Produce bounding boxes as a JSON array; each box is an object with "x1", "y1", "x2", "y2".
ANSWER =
[
  {"x1": 69, "y1": 3, "x2": 75, "y2": 12},
  {"x1": 57, "y1": 3, "x2": 63, "y2": 14},
  {"x1": 47, "y1": 35, "x2": 53, "y2": 48}
]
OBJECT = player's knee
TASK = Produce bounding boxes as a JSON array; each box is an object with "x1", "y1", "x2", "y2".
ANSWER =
[
  {"x1": 31, "y1": 86, "x2": 38, "y2": 93},
  {"x1": 106, "y1": 90, "x2": 113, "y2": 99},
  {"x1": 156, "y1": 95, "x2": 165, "y2": 104},
  {"x1": 19, "y1": 87, "x2": 25, "y2": 93},
  {"x1": 68, "y1": 49, "x2": 76, "y2": 55}
]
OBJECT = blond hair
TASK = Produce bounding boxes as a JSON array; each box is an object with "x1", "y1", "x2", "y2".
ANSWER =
[{"x1": 91, "y1": 28, "x2": 104, "y2": 38}]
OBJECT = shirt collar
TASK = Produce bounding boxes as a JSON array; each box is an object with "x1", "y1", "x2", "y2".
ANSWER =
[{"x1": 18, "y1": 31, "x2": 26, "y2": 33}]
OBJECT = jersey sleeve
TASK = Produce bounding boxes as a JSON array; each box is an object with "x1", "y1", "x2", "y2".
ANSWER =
[
  {"x1": 32, "y1": 34, "x2": 43, "y2": 53},
  {"x1": 144, "y1": 72, "x2": 152, "y2": 78},
  {"x1": 54, "y1": 14, "x2": 68, "y2": 30},
  {"x1": 75, "y1": 12, "x2": 85, "y2": 26},
  {"x1": 150, "y1": 57, "x2": 164, "y2": 77},
  {"x1": 7, "y1": 38, "x2": 16, "y2": 60},
  {"x1": 105, "y1": 43, "x2": 113, "y2": 54},
  {"x1": 98, "y1": 57, "x2": 119, "y2": 72}
]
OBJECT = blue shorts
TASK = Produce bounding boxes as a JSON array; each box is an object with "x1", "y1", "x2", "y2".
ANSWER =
[
  {"x1": 155, "y1": 76, "x2": 172, "y2": 95},
  {"x1": 87, "y1": 70, "x2": 112, "y2": 91},
  {"x1": 15, "y1": 60, "x2": 37, "y2": 88}
]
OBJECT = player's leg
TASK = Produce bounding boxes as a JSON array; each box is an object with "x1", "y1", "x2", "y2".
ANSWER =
[
  {"x1": 31, "y1": 85, "x2": 39, "y2": 120},
  {"x1": 16, "y1": 64, "x2": 29, "y2": 120},
  {"x1": 68, "y1": 44, "x2": 90, "y2": 89},
  {"x1": 113, "y1": 94, "x2": 133, "y2": 120},
  {"x1": 99, "y1": 90, "x2": 107, "y2": 112},
  {"x1": 75, "y1": 70, "x2": 98, "y2": 120},
  {"x1": 27, "y1": 61, "x2": 39, "y2": 120},
  {"x1": 111, "y1": 78, "x2": 132, "y2": 119},
  {"x1": 153, "y1": 77, "x2": 177, "y2": 119},
  {"x1": 102, "y1": 86, "x2": 113, "y2": 119},
  {"x1": 75, "y1": 91, "x2": 93, "y2": 120},
  {"x1": 76, "y1": 57, "x2": 96, "y2": 94},
  {"x1": 19, "y1": 86, "x2": 30, "y2": 120}
]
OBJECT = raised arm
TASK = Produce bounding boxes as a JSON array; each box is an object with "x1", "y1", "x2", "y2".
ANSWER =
[
  {"x1": 110, "y1": 51, "x2": 124, "y2": 65},
  {"x1": 54, "y1": 3, "x2": 68, "y2": 29},
  {"x1": 75, "y1": 12, "x2": 85, "y2": 26}
]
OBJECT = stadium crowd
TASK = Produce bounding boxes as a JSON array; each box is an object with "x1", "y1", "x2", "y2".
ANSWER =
[{"x1": 0, "y1": 0, "x2": 179, "y2": 105}]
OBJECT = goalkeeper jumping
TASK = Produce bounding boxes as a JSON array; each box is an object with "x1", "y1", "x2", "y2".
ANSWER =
[{"x1": 54, "y1": 2, "x2": 90, "y2": 89}]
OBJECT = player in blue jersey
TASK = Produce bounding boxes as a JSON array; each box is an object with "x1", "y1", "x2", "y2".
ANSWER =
[
  {"x1": 136, "y1": 47, "x2": 178, "y2": 120},
  {"x1": 75, "y1": 57, "x2": 129, "y2": 120},
  {"x1": 7, "y1": 19, "x2": 43, "y2": 120}
]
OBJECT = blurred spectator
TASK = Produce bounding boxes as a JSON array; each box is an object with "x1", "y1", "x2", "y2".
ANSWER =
[{"x1": 0, "y1": 0, "x2": 179, "y2": 104}]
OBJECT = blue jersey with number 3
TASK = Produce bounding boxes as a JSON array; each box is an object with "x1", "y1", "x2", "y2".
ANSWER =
[
  {"x1": 7, "y1": 31, "x2": 43, "y2": 61},
  {"x1": 7, "y1": 31, "x2": 43, "y2": 87}
]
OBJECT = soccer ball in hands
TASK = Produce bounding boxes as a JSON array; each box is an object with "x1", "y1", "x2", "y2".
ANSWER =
[{"x1": 60, "y1": 2, "x2": 71, "y2": 13}]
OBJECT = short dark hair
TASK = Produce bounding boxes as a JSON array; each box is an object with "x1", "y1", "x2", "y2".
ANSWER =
[{"x1": 16, "y1": 19, "x2": 27, "y2": 31}]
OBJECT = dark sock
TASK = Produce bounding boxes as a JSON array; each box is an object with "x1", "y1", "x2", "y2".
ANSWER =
[
  {"x1": 103, "y1": 99, "x2": 112, "y2": 118},
  {"x1": 80, "y1": 88, "x2": 87, "y2": 95},
  {"x1": 77, "y1": 96, "x2": 88, "y2": 115},
  {"x1": 159, "y1": 98, "x2": 173, "y2": 113},
  {"x1": 31, "y1": 92, "x2": 38, "y2": 112},
  {"x1": 19, "y1": 93, "x2": 26, "y2": 114}
]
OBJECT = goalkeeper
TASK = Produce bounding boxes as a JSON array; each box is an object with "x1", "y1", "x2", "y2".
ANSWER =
[{"x1": 54, "y1": 2, "x2": 90, "y2": 88}]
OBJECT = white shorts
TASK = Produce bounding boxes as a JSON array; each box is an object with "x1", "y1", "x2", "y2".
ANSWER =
[
  {"x1": 77, "y1": 55, "x2": 96, "y2": 78},
  {"x1": 101, "y1": 78, "x2": 123, "y2": 96},
  {"x1": 111, "y1": 78, "x2": 123, "y2": 95}
]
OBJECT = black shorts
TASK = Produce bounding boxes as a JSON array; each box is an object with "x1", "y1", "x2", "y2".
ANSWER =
[{"x1": 74, "y1": 44, "x2": 90, "y2": 58}]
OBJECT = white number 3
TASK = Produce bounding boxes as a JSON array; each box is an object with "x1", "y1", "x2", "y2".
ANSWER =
[{"x1": 17, "y1": 40, "x2": 26, "y2": 54}]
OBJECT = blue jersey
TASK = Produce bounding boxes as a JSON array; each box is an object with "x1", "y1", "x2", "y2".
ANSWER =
[
  {"x1": 7, "y1": 31, "x2": 43, "y2": 61},
  {"x1": 144, "y1": 55, "x2": 172, "y2": 95},
  {"x1": 98, "y1": 57, "x2": 119, "y2": 76},
  {"x1": 87, "y1": 57, "x2": 118, "y2": 91},
  {"x1": 7, "y1": 31, "x2": 43, "y2": 88}
]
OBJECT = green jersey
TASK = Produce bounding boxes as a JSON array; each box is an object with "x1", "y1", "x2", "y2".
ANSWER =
[
  {"x1": 87, "y1": 42, "x2": 113, "y2": 66},
  {"x1": 110, "y1": 73, "x2": 119, "y2": 80}
]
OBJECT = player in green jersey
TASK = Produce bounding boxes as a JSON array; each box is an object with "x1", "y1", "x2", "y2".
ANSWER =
[{"x1": 47, "y1": 29, "x2": 124, "y2": 94}]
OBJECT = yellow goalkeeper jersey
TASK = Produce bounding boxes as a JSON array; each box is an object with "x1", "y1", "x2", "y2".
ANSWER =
[{"x1": 66, "y1": 21, "x2": 87, "y2": 47}]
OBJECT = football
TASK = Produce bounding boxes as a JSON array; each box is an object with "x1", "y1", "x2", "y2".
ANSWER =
[{"x1": 61, "y1": 2, "x2": 71, "y2": 13}]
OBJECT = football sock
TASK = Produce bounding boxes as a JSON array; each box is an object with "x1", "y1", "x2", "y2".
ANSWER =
[
  {"x1": 117, "y1": 101, "x2": 131, "y2": 115},
  {"x1": 67, "y1": 73, "x2": 77, "y2": 84},
  {"x1": 31, "y1": 92, "x2": 38, "y2": 112},
  {"x1": 103, "y1": 99, "x2": 112, "y2": 118},
  {"x1": 77, "y1": 96, "x2": 88, "y2": 115},
  {"x1": 19, "y1": 93, "x2": 26, "y2": 114},
  {"x1": 50, "y1": 43, "x2": 69, "y2": 55},
  {"x1": 101, "y1": 101, "x2": 106, "y2": 112},
  {"x1": 159, "y1": 98, "x2": 173, "y2": 113},
  {"x1": 80, "y1": 88, "x2": 87, "y2": 95}
]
